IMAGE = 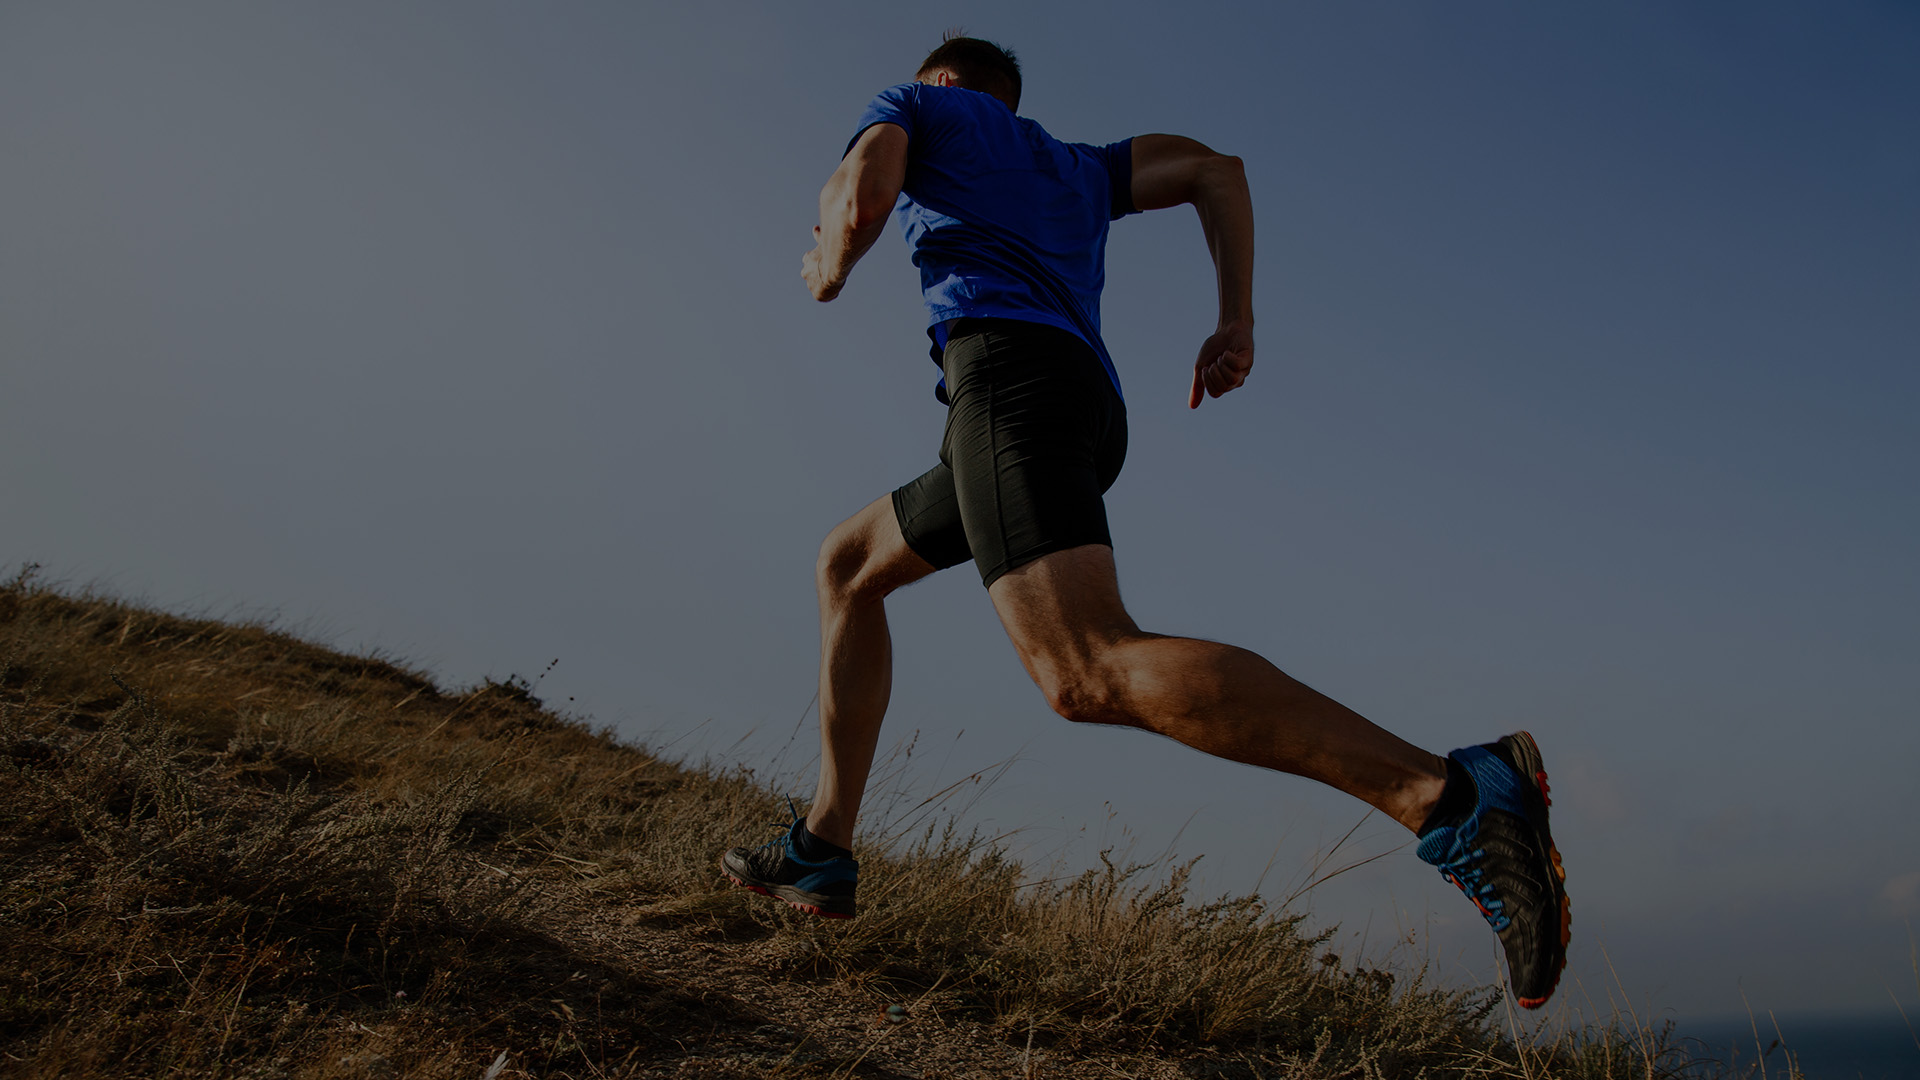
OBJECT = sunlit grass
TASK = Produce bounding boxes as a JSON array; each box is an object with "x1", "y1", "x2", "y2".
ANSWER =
[{"x1": 1, "y1": 565, "x2": 1760, "y2": 1077}]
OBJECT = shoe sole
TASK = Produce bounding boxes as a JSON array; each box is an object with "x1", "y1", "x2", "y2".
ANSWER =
[
  {"x1": 1504, "y1": 730, "x2": 1571, "y2": 1009},
  {"x1": 722, "y1": 869, "x2": 855, "y2": 919}
]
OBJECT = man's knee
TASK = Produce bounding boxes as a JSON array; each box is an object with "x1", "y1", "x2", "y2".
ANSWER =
[
  {"x1": 816, "y1": 513, "x2": 899, "y2": 607},
  {"x1": 1032, "y1": 661, "x2": 1125, "y2": 726},
  {"x1": 816, "y1": 524, "x2": 865, "y2": 600}
]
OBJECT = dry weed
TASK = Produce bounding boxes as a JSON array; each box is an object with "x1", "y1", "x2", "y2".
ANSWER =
[{"x1": 0, "y1": 567, "x2": 1739, "y2": 1077}]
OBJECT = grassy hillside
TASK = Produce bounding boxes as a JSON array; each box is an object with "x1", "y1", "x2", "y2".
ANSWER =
[{"x1": 0, "y1": 567, "x2": 1736, "y2": 1078}]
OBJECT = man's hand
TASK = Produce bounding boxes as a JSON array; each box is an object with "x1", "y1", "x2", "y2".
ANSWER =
[
  {"x1": 802, "y1": 226, "x2": 844, "y2": 302},
  {"x1": 1189, "y1": 320, "x2": 1254, "y2": 408}
]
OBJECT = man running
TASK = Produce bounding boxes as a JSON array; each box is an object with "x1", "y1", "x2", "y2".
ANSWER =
[{"x1": 724, "y1": 35, "x2": 1571, "y2": 1008}]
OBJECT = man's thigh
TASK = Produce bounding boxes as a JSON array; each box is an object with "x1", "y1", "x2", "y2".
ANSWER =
[
  {"x1": 891, "y1": 463, "x2": 973, "y2": 573},
  {"x1": 938, "y1": 319, "x2": 1128, "y2": 588},
  {"x1": 985, "y1": 543, "x2": 1137, "y2": 686}
]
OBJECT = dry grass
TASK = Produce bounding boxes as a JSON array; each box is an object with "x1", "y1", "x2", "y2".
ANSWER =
[{"x1": 0, "y1": 565, "x2": 1746, "y2": 1077}]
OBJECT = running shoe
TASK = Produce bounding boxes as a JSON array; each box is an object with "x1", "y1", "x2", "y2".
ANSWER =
[
  {"x1": 721, "y1": 807, "x2": 858, "y2": 919},
  {"x1": 1417, "y1": 730, "x2": 1570, "y2": 1009}
]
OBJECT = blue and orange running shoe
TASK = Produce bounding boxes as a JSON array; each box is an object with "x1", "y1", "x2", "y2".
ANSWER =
[
  {"x1": 1417, "y1": 731, "x2": 1570, "y2": 1009},
  {"x1": 721, "y1": 807, "x2": 858, "y2": 919}
]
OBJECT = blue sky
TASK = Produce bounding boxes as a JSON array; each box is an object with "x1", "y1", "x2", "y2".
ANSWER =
[{"x1": 4, "y1": 1, "x2": 1916, "y2": 1028}]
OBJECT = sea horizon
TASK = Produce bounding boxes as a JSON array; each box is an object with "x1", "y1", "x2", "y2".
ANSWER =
[{"x1": 1675, "y1": 1010, "x2": 1918, "y2": 1079}]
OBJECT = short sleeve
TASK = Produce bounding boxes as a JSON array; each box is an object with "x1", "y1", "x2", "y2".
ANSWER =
[
  {"x1": 1102, "y1": 138, "x2": 1137, "y2": 220},
  {"x1": 847, "y1": 83, "x2": 918, "y2": 158}
]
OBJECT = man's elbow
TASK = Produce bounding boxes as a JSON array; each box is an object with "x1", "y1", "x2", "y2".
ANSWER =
[
  {"x1": 1157, "y1": 152, "x2": 1245, "y2": 209},
  {"x1": 821, "y1": 195, "x2": 891, "y2": 235},
  {"x1": 850, "y1": 194, "x2": 894, "y2": 232},
  {"x1": 1198, "y1": 154, "x2": 1247, "y2": 196},
  {"x1": 851, "y1": 172, "x2": 903, "y2": 230},
  {"x1": 821, "y1": 178, "x2": 894, "y2": 233}
]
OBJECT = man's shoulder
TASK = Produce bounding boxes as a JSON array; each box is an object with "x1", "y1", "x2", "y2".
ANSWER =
[
  {"x1": 859, "y1": 82, "x2": 921, "y2": 120},
  {"x1": 860, "y1": 83, "x2": 1000, "y2": 136},
  {"x1": 895, "y1": 83, "x2": 1020, "y2": 125}
]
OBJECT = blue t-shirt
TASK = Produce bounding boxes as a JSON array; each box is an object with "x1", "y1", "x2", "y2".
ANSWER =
[{"x1": 849, "y1": 83, "x2": 1136, "y2": 401}]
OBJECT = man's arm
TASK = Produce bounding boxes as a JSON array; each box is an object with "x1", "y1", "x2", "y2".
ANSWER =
[
  {"x1": 1129, "y1": 134, "x2": 1254, "y2": 408},
  {"x1": 803, "y1": 123, "x2": 909, "y2": 302}
]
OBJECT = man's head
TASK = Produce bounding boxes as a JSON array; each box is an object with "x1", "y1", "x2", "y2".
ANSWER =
[{"x1": 915, "y1": 33, "x2": 1021, "y2": 112}]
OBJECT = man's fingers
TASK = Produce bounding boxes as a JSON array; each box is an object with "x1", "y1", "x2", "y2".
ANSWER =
[
  {"x1": 1191, "y1": 332, "x2": 1253, "y2": 410},
  {"x1": 1212, "y1": 360, "x2": 1240, "y2": 394},
  {"x1": 1193, "y1": 357, "x2": 1247, "y2": 401}
]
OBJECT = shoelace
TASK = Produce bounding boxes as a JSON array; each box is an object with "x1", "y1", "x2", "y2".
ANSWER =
[
  {"x1": 1435, "y1": 827, "x2": 1511, "y2": 932},
  {"x1": 753, "y1": 797, "x2": 807, "y2": 852}
]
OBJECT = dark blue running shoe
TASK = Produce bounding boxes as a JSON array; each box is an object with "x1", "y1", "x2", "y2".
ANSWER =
[
  {"x1": 1417, "y1": 731, "x2": 1570, "y2": 1009},
  {"x1": 721, "y1": 807, "x2": 858, "y2": 919}
]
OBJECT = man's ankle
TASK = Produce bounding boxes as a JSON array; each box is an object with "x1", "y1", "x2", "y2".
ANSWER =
[
  {"x1": 794, "y1": 818, "x2": 854, "y2": 862},
  {"x1": 1416, "y1": 756, "x2": 1475, "y2": 836}
]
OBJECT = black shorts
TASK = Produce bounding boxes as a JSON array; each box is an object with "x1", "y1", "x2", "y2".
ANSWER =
[{"x1": 891, "y1": 317, "x2": 1128, "y2": 588}]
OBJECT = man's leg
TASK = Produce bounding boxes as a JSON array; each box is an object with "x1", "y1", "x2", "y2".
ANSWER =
[
  {"x1": 806, "y1": 494, "x2": 938, "y2": 849},
  {"x1": 986, "y1": 545, "x2": 1570, "y2": 1006},
  {"x1": 985, "y1": 543, "x2": 1448, "y2": 833}
]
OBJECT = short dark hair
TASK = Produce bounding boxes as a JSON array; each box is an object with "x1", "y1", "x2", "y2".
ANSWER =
[{"x1": 916, "y1": 32, "x2": 1021, "y2": 111}]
